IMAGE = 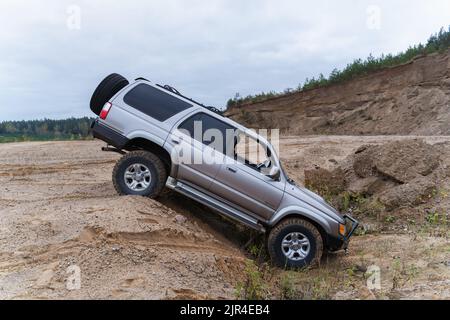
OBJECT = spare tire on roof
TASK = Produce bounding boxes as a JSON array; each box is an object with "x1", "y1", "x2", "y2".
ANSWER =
[{"x1": 90, "y1": 73, "x2": 129, "y2": 115}]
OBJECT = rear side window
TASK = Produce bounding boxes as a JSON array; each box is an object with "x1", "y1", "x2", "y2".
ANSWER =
[
  {"x1": 178, "y1": 112, "x2": 236, "y2": 154},
  {"x1": 123, "y1": 84, "x2": 192, "y2": 121},
  {"x1": 178, "y1": 113, "x2": 203, "y2": 137}
]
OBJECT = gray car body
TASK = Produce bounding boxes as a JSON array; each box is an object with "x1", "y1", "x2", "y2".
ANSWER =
[{"x1": 94, "y1": 79, "x2": 352, "y2": 248}]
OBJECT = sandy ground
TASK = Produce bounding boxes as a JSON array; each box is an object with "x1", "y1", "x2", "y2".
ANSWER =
[{"x1": 0, "y1": 137, "x2": 449, "y2": 299}]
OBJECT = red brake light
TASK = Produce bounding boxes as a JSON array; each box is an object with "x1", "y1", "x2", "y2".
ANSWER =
[{"x1": 99, "y1": 102, "x2": 112, "y2": 120}]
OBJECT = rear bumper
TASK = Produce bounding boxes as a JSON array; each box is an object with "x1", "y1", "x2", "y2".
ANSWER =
[{"x1": 91, "y1": 119, "x2": 129, "y2": 149}]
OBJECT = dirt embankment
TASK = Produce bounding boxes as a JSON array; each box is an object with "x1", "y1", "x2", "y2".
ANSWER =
[
  {"x1": 226, "y1": 50, "x2": 450, "y2": 135},
  {"x1": 305, "y1": 139, "x2": 449, "y2": 213}
]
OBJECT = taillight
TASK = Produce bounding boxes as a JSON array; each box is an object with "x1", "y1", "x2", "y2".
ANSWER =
[{"x1": 99, "y1": 102, "x2": 112, "y2": 120}]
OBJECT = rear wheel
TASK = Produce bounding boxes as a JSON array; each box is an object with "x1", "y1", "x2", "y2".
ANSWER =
[
  {"x1": 268, "y1": 218, "x2": 323, "y2": 269},
  {"x1": 112, "y1": 151, "x2": 167, "y2": 198},
  {"x1": 90, "y1": 73, "x2": 129, "y2": 115}
]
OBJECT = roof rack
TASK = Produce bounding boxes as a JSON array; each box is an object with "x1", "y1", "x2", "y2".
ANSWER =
[{"x1": 155, "y1": 83, "x2": 224, "y2": 116}]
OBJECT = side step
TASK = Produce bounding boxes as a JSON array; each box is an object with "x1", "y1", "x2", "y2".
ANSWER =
[{"x1": 166, "y1": 177, "x2": 265, "y2": 232}]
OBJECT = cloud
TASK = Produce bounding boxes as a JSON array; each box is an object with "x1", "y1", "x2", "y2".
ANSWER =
[{"x1": 0, "y1": 0, "x2": 449, "y2": 120}]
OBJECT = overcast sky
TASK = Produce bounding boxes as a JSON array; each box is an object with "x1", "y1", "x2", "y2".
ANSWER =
[{"x1": 0, "y1": 0, "x2": 449, "y2": 121}]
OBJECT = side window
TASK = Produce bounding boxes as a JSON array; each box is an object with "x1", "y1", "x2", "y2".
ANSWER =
[
  {"x1": 178, "y1": 113, "x2": 203, "y2": 137},
  {"x1": 123, "y1": 84, "x2": 193, "y2": 121},
  {"x1": 235, "y1": 132, "x2": 272, "y2": 173},
  {"x1": 178, "y1": 113, "x2": 236, "y2": 154}
]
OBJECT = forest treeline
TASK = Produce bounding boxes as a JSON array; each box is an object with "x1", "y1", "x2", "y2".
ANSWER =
[{"x1": 0, "y1": 117, "x2": 95, "y2": 143}]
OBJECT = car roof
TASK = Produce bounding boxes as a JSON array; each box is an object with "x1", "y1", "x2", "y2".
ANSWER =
[{"x1": 132, "y1": 79, "x2": 271, "y2": 146}]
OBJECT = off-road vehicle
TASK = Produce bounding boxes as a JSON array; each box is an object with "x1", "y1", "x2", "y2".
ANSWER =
[{"x1": 89, "y1": 73, "x2": 358, "y2": 268}]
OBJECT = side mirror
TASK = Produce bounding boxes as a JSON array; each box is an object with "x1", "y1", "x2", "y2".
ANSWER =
[{"x1": 268, "y1": 165, "x2": 281, "y2": 181}]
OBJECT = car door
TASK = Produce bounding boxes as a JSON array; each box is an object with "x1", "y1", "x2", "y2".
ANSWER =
[
  {"x1": 209, "y1": 132, "x2": 285, "y2": 221},
  {"x1": 169, "y1": 112, "x2": 231, "y2": 192}
]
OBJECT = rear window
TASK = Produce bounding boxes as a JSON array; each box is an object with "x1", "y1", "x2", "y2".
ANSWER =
[{"x1": 123, "y1": 84, "x2": 193, "y2": 121}]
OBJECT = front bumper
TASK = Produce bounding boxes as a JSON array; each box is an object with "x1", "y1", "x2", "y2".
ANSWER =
[
  {"x1": 326, "y1": 214, "x2": 359, "y2": 251},
  {"x1": 343, "y1": 214, "x2": 359, "y2": 241}
]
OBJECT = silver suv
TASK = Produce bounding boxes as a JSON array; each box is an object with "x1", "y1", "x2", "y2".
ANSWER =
[{"x1": 89, "y1": 73, "x2": 358, "y2": 268}]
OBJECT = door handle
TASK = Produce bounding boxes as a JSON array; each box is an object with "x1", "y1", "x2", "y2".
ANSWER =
[
  {"x1": 171, "y1": 136, "x2": 183, "y2": 144},
  {"x1": 226, "y1": 167, "x2": 237, "y2": 173}
]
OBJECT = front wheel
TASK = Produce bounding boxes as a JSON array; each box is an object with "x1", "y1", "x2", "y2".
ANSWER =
[
  {"x1": 268, "y1": 218, "x2": 323, "y2": 269},
  {"x1": 112, "y1": 150, "x2": 167, "y2": 198}
]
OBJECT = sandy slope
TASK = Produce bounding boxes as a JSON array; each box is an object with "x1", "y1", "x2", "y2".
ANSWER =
[
  {"x1": 0, "y1": 141, "x2": 245, "y2": 299},
  {"x1": 0, "y1": 138, "x2": 449, "y2": 299}
]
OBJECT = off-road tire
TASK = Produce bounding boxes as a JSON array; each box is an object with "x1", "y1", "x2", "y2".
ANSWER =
[
  {"x1": 268, "y1": 218, "x2": 323, "y2": 269},
  {"x1": 90, "y1": 73, "x2": 129, "y2": 115},
  {"x1": 112, "y1": 151, "x2": 167, "y2": 198}
]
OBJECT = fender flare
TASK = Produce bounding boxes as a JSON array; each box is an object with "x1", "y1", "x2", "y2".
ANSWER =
[
  {"x1": 126, "y1": 130, "x2": 166, "y2": 147},
  {"x1": 125, "y1": 131, "x2": 177, "y2": 176},
  {"x1": 268, "y1": 205, "x2": 335, "y2": 234}
]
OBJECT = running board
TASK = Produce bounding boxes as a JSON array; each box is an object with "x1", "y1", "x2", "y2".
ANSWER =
[{"x1": 166, "y1": 177, "x2": 265, "y2": 232}]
